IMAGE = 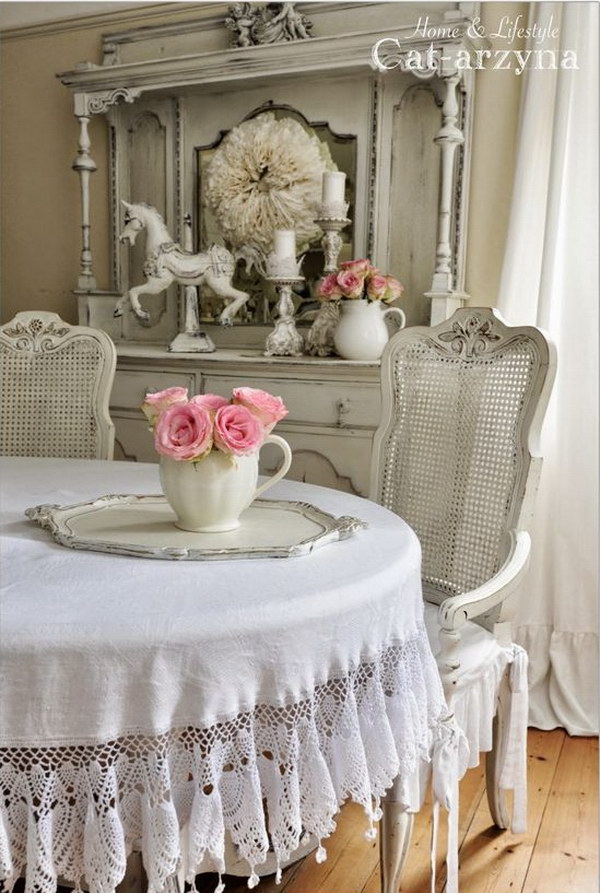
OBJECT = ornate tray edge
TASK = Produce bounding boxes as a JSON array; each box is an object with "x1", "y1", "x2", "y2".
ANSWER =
[{"x1": 25, "y1": 496, "x2": 368, "y2": 561}]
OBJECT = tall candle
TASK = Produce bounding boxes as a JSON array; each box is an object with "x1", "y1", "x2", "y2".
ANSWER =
[
  {"x1": 321, "y1": 171, "x2": 346, "y2": 205},
  {"x1": 273, "y1": 229, "x2": 296, "y2": 259}
]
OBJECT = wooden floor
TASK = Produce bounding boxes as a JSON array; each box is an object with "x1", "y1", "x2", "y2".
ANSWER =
[{"x1": 196, "y1": 730, "x2": 598, "y2": 893}]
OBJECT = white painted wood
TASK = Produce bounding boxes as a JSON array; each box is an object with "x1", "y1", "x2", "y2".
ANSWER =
[
  {"x1": 429, "y1": 73, "x2": 464, "y2": 297},
  {"x1": 201, "y1": 371, "x2": 380, "y2": 428},
  {"x1": 380, "y1": 801, "x2": 414, "y2": 893},
  {"x1": 108, "y1": 346, "x2": 380, "y2": 494},
  {"x1": 58, "y1": 3, "x2": 487, "y2": 332},
  {"x1": 112, "y1": 369, "x2": 196, "y2": 410},
  {"x1": 429, "y1": 292, "x2": 467, "y2": 325},
  {"x1": 72, "y1": 112, "x2": 97, "y2": 291},
  {"x1": 26, "y1": 495, "x2": 367, "y2": 561},
  {"x1": 387, "y1": 80, "x2": 440, "y2": 326},
  {"x1": 261, "y1": 427, "x2": 374, "y2": 496},
  {"x1": 0, "y1": 311, "x2": 116, "y2": 460},
  {"x1": 109, "y1": 101, "x2": 180, "y2": 342}
]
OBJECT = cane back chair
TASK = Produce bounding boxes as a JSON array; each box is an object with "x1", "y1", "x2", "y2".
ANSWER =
[
  {"x1": 0, "y1": 311, "x2": 116, "y2": 460},
  {"x1": 369, "y1": 308, "x2": 556, "y2": 891}
]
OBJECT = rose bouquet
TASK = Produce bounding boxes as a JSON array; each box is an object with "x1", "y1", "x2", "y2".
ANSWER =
[
  {"x1": 142, "y1": 386, "x2": 288, "y2": 462},
  {"x1": 317, "y1": 258, "x2": 404, "y2": 304}
]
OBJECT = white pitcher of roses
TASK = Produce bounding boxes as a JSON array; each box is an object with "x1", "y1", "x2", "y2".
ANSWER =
[
  {"x1": 143, "y1": 386, "x2": 291, "y2": 532},
  {"x1": 318, "y1": 259, "x2": 405, "y2": 360}
]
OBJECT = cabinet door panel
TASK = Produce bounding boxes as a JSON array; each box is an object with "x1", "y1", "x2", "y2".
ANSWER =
[
  {"x1": 260, "y1": 428, "x2": 373, "y2": 497},
  {"x1": 113, "y1": 417, "x2": 158, "y2": 463}
]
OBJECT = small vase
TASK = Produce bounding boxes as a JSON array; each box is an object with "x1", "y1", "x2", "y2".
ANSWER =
[
  {"x1": 333, "y1": 299, "x2": 406, "y2": 361},
  {"x1": 159, "y1": 434, "x2": 292, "y2": 532}
]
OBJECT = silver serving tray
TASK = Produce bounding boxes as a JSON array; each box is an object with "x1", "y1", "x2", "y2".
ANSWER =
[{"x1": 25, "y1": 495, "x2": 367, "y2": 561}]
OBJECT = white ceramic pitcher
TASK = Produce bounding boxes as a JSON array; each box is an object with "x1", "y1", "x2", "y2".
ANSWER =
[
  {"x1": 159, "y1": 434, "x2": 292, "y2": 532},
  {"x1": 333, "y1": 299, "x2": 406, "y2": 361}
]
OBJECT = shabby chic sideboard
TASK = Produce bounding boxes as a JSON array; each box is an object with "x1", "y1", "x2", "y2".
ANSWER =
[
  {"x1": 57, "y1": 2, "x2": 487, "y2": 492},
  {"x1": 112, "y1": 345, "x2": 379, "y2": 496}
]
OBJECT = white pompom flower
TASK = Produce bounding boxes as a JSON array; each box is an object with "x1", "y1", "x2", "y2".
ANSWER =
[{"x1": 205, "y1": 112, "x2": 334, "y2": 253}]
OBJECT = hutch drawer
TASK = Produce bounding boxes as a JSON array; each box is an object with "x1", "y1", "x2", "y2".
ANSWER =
[
  {"x1": 111, "y1": 370, "x2": 197, "y2": 412},
  {"x1": 201, "y1": 373, "x2": 380, "y2": 429}
]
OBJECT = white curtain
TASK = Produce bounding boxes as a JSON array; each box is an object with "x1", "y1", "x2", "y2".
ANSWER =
[{"x1": 498, "y1": 2, "x2": 598, "y2": 735}]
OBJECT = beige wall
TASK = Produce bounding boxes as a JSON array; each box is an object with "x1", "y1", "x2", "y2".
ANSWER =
[{"x1": 0, "y1": 2, "x2": 527, "y2": 325}]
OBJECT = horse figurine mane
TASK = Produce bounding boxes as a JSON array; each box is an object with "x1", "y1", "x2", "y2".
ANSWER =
[{"x1": 114, "y1": 201, "x2": 259, "y2": 326}]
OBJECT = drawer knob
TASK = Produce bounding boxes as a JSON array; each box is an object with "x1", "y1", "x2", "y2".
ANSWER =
[{"x1": 336, "y1": 398, "x2": 351, "y2": 427}]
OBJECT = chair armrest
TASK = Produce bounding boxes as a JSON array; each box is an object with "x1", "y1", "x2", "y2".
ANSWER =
[{"x1": 438, "y1": 529, "x2": 531, "y2": 633}]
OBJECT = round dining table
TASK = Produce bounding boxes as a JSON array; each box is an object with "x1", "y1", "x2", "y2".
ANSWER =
[{"x1": 0, "y1": 456, "x2": 464, "y2": 893}]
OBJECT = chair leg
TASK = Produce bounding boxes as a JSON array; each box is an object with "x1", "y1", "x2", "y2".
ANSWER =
[
  {"x1": 380, "y1": 800, "x2": 414, "y2": 893},
  {"x1": 116, "y1": 853, "x2": 145, "y2": 893},
  {"x1": 485, "y1": 668, "x2": 511, "y2": 829}
]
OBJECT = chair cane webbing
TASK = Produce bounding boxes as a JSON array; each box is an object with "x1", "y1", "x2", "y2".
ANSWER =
[
  {"x1": 375, "y1": 317, "x2": 544, "y2": 603},
  {"x1": 0, "y1": 312, "x2": 116, "y2": 460}
]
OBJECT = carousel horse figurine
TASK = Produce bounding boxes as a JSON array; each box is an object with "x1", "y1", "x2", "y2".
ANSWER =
[{"x1": 114, "y1": 201, "x2": 258, "y2": 326}]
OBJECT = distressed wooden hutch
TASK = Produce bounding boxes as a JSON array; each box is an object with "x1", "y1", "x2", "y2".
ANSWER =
[{"x1": 58, "y1": 1, "x2": 486, "y2": 495}]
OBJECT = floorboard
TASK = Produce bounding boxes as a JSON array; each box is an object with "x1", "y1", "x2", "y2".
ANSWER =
[
  {"x1": 456, "y1": 728, "x2": 566, "y2": 893},
  {"x1": 521, "y1": 734, "x2": 598, "y2": 893}
]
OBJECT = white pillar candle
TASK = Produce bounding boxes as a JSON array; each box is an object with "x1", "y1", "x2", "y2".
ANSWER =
[
  {"x1": 321, "y1": 171, "x2": 346, "y2": 205},
  {"x1": 273, "y1": 229, "x2": 296, "y2": 259}
]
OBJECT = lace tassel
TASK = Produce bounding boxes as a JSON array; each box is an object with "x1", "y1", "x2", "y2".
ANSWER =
[
  {"x1": 214, "y1": 874, "x2": 225, "y2": 893},
  {"x1": 315, "y1": 844, "x2": 327, "y2": 864},
  {"x1": 275, "y1": 868, "x2": 282, "y2": 884},
  {"x1": 247, "y1": 870, "x2": 260, "y2": 889},
  {"x1": 364, "y1": 822, "x2": 377, "y2": 841}
]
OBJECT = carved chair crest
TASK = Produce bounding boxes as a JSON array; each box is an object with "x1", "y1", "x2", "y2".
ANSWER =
[
  {"x1": 437, "y1": 314, "x2": 502, "y2": 358},
  {"x1": 3, "y1": 317, "x2": 71, "y2": 352}
]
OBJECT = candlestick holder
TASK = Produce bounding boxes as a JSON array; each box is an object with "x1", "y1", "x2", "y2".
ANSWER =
[
  {"x1": 315, "y1": 201, "x2": 351, "y2": 273},
  {"x1": 264, "y1": 275, "x2": 305, "y2": 357}
]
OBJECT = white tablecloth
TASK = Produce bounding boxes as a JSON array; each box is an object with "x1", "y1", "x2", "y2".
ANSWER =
[{"x1": 0, "y1": 457, "x2": 464, "y2": 893}]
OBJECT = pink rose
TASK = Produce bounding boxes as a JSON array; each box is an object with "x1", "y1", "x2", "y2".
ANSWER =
[
  {"x1": 190, "y1": 393, "x2": 230, "y2": 412},
  {"x1": 366, "y1": 272, "x2": 388, "y2": 301},
  {"x1": 339, "y1": 258, "x2": 373, "y2": 278},
  {"x1": 214, "y1": 404, "x2": 264, "y2": 455},
  {"x1": 154, "y1": 403, "x2": 213, "y2": 461},
  {"x1": 317, "y1": 272, "x2": 343, "y2": 301},
  {"x1": 232, "y1": 387, "x2": 288, "y2": 434},
  {"x1": 336, "y1": 270, "x2": 365, "y2": 299},
  {"x1": 382, "y1": 275, "x2": 405, "y2": 303},
  {"x1": 142, "y1": 387, "x2": 188, "y2": 424}
]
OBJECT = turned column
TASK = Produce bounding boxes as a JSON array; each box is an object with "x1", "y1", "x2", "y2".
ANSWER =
[
  {"x1": 71, "y1": 88, "x2": 140, "y2": 296},
  {"x1": 73, "y1": 95, "x2": 97, "y2": 291},
  {"x1": 427, "y1": 72, "x2": 466, "y2": 324}
]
